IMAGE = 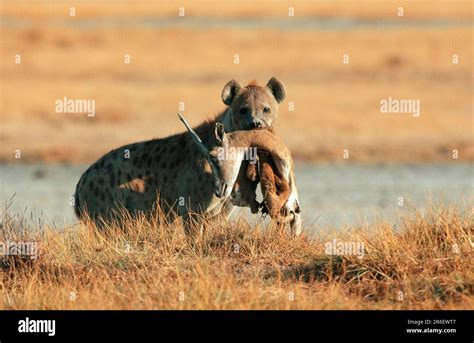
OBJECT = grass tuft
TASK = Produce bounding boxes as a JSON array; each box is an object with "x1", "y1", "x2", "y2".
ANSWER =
[{"x1": 0, "y1": 204, "x2": 472, "y2": 309}]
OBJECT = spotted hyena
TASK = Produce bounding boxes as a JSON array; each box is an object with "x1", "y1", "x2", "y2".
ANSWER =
[{"x1": 74, "y1": 78, "x2": 291, "y2": 232}]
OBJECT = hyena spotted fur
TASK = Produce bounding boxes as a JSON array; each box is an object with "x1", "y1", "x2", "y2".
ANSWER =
[{"x1": 74, "y1": 77, "x2": 288, "y2": 232}]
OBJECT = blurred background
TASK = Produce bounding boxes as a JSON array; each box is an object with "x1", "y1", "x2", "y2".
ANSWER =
[{"x1": 0, "y1": 0, "x2": 472, "y2": 228}]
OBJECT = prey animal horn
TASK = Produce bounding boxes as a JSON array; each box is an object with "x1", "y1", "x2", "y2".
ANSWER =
[{"x1": 177, "y1": 112, "x2": 208, "y2": 153}]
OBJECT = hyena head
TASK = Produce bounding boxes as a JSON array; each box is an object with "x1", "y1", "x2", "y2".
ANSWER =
[{"x1": 221, "y1": 77, "x2": 286, "y2": 131}]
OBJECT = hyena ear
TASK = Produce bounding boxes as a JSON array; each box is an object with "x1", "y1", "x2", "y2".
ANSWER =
[
  {"x1": 266, "y1": 77, "x2": 286, "y2": 104},
  {"x1": 221, "y1": 79, "x2": 242, "y2": 106},
  {"x1": 214, "y1": 122, "x2": 226, "y2": 144}
]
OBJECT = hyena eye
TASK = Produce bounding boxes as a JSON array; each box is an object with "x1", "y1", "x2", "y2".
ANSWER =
[
  {"x1": 239, "y1": 108, "x2": 248, "y2": 115},
  {"x1": 263, "y1": 107, "x2": 271, "y2": 113}
]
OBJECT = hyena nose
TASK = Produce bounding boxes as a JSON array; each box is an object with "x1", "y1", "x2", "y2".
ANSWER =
[{"x1": 251, "y1": 119, "x2": 263, "y2": 129}]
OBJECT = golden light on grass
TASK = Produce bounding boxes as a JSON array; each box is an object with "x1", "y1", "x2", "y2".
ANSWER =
[{"x1": 0, "y1": 203, "x2": 472, "y2": 310}]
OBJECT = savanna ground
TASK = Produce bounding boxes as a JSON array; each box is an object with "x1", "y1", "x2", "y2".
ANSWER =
[
  {"x1": 0, "y1": 203, "x2": 472, "y2": 310},
  {"x1": 0, "y1": 1, "x2": 473, "y2": 310}
]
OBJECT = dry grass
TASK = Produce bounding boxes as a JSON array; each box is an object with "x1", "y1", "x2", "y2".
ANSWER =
[{"x1": 0, "y1": 204, "x2": 472, "y2": 310}]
